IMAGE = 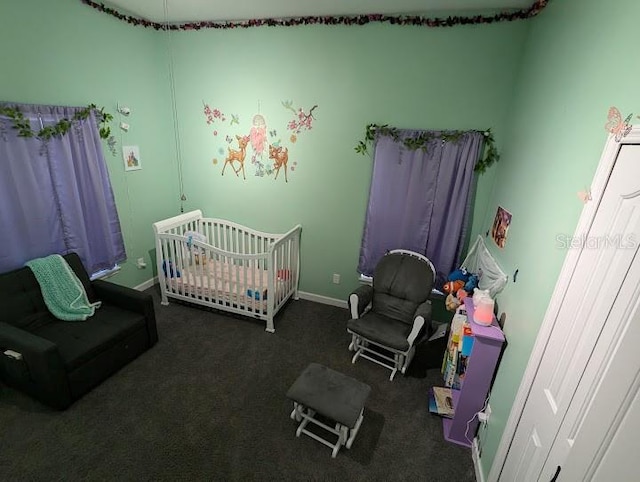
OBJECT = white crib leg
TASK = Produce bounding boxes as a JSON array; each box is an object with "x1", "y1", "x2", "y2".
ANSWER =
[
  {"x1": 265, "y1": 317, "x2": 275, "y2": 333},
  {"x1": 160, "y1": 288, "x2": 169, "y2": 306}
]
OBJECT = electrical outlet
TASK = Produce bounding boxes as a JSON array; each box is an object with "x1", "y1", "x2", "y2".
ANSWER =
[
  {"x1": 478, "y1": 403, "x2": 492, "y2": 423},
  {"x1": 332, "y1": 273, "x2": 341, "y2": 284},
  {"x1": 136, "y1": 257, "x2": 146, "y2": 269}
]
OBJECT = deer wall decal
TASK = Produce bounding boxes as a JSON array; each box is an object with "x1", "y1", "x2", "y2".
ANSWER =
[
  {"x1": 269, "y1": 144, "x2": 289, "y2": 183},
  {"x1": 222, "y1": 135, "x2": 250, "y2": 180}
]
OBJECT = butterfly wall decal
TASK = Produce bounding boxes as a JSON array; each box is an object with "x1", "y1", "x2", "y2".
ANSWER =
[
  {"x1": 230, "y1": 114, "x2": 239, "y2": 126},
  {"x1": 577, "y1": 189, "x2": 591, "y2": 204},
  {"x1": 605, "y1": 106, "x2": 633, "y2": 142},
  {"x1": 269, "y1": 129, "x2": 277, "y2": 138}
]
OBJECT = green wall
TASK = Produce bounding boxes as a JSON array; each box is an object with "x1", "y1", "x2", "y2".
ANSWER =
[
  {"x1": 0, "y1": 0, "x2": 178, "y2": 287},
  {"x1": 1, "y1": 1, "x2": 528, "y2": 298},
  {"x1": 169, "y1": 21, "x2": 528, "y2": 299},
  {"x1": 475, "y1": 0, "x2": 640, "y2": 477}
]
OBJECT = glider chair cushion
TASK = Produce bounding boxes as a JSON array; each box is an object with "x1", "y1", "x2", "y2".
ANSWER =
[{"x1": 347, "y1": 250, "x2": 435, "y2": 380}]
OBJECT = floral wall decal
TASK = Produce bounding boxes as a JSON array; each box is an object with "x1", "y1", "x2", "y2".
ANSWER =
[
  {"x1": 202, "y1": 100, "x2": 319, "y2": 182},
  {"x1": 282, "y1": 101, "x2": 317, "y2": 135},
  {"x1": 203, "y1": 104, "x2": 226, "y2": 125}
]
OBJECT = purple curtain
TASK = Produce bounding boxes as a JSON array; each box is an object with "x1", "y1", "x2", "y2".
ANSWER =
[
  {"x1": 0, "y1": 102, "x2": 125, "y2": 274},
  {"x1": 358, "y1": 130, "x2": 483, "y2": 287}
]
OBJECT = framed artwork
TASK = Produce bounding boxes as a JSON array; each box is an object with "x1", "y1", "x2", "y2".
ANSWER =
[
  {"x1": 491, "y1": 206, "x2": 512, "y2": 249},
  {"x1": 123, "y1": 145, "x2": 141, "y2": 171}
]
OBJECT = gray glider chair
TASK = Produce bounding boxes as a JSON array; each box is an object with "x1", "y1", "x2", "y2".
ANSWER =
[{"x1": 347, "y1": 249, "x2": 435, "y2": 380}]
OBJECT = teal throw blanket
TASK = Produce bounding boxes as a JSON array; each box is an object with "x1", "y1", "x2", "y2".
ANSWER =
[{"x1": 26, "y1": 254, "x2": 101, "y2": 321}]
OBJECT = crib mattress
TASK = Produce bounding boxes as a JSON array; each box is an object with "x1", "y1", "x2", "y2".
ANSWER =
[{"x1": 166, "y1": 258, "x2": 279, "y2": 310}]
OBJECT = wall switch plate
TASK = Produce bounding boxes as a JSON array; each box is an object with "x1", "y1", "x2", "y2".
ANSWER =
[
  {"x1": 332, "y1": 273, "x2": 341, "y2": 284},
  {"x1": 136, "y1": 257, "x2": 146, "y2": 269}
]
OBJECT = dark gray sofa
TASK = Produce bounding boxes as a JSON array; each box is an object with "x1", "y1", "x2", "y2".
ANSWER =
[{"x1": 0, "y1": 253, "x2": 158, "y2": 409}]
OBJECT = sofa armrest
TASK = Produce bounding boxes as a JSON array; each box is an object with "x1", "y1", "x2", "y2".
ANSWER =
[
  {"x1": 348, "y1": 285, "x2": 373, "y2": 319},
  {"x1": 92, "y1": 280, "x2": 158, "y2": 345},
  {"x1": 407, "y1": 300, "x2": 432, "y2": 346},
  {"x1": 0, "y1": 321, "x2": 71, "y2": 409}
]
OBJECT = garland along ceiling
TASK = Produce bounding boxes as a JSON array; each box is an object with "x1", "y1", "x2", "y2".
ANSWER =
[{"x1": 101, "y1": 0, "x2": 535, "y2": 23}]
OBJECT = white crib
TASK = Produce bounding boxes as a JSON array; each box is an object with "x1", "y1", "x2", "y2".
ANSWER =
[{"x1": 153, "y1": 210, "x2": 301, "y2": 333}]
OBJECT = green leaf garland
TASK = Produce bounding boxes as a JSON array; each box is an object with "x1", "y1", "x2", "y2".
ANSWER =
[
  {"x1": 0, "y1": 103, "x2": 113, "y2": 141},
  {"x1": 81, "y1": 0, "x2": 550, "y2": 31},
  {"x1": 355, "y1": 124, "x2": 499, "y2": 173}
]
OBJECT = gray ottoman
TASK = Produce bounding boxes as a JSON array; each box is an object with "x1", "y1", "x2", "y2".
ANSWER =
[{"x1": 286, "y1": 363, "x2": 371, "y2": 458}]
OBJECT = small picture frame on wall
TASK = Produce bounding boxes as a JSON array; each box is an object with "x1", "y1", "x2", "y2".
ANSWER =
[
  {"x1": 491, "y1": 206, "x2": 512, "y2": 249},
  {"x1": 123, "y1": 145, "x2": 141, "y2": 171}
]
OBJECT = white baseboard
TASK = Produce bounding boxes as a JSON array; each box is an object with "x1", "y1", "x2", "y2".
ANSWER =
[
  {"x1": 297, "y1": 291, "x2": 347, "y2": 309},
  {"x1": 472, "y1": 438, "x2": 485, "y2": 482},
  {"x1": 135, "y1": 276, "x2": 158, "y2": 291}
]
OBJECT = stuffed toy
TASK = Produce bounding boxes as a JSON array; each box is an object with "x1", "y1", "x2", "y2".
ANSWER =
[
  {"x1": 456, "y1": 288, "x2": 468, "y2": 302},
  {"x1": 445, "y1": 293, "x2": 461, "y2": 312},
  {"x1": 464, "y1": 274, "x2": 479, "y2": 293},
  {"x1": 447, "y1": 267, "x2": 470, "y2": 283},
  {"x1": 443, "y1": 279, "x2": 465, "y2": 294}
]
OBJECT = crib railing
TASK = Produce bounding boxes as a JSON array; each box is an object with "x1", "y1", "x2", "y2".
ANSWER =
[{"x1": 198, "y1": 217, "x2": 279, "y2": 271}]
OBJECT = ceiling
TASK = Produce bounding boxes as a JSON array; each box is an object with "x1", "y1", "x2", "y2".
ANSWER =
[{"x1": 101, "y1": 0, "x2": 535, "y2": 23}]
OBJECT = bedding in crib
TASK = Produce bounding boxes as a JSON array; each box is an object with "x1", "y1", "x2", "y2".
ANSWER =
[{"x1": 166, "y1": 258, "x2": 285, "y2": 310}]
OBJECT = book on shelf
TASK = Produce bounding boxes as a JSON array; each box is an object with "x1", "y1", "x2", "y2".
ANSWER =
[
  {"x1": 442, "y1": 306, "x2": 475, "y2": 390},
  {"x1": 428, "y1": 386, "x2": 455, "y2": 418}
]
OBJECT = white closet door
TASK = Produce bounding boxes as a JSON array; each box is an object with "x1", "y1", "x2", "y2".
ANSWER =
[
  {"x1": 541, "y1": 249, "x2": 640, "y2": 481},
  {"x1": 500, "y1": 144, "x2": 640, "y2": 481}
]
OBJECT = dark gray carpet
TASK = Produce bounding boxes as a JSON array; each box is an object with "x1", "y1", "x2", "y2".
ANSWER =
[{"x1": 0, "y1": 288, "x2": 475, "y2": 481}]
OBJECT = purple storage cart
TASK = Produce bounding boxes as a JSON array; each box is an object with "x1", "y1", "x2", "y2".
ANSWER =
[{"x1": 442, "y1": 297, "x2": 505, "y2": 447}]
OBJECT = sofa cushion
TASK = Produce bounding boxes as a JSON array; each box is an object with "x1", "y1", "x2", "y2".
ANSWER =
[
  {"x1": 0, "y1": 265, "x2": 51, "y2": 328},
  {"x1": 30, "y1": 304, "x2": 147, "y2": 371},
  {"x1": 0, "y1": 253, "x2": 97, "y2": 328}
]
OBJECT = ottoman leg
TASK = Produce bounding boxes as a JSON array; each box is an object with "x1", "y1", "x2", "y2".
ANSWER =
[
  {"x1": 332, "y1": 427, "x2": 347, "y2": 459},
  {"x1": 296, "y1": 416, "x2": 310, "y2": 437},
  {"x1": 291, "y1": 402, "x2": 303, "y2": 422},
  {"x1": 346, "y1": 409, "x2": 365, "y2": 449}
]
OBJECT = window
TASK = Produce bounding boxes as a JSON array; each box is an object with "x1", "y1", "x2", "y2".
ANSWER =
[
  {"x1": 0, "y1": 103, "x2": 125, "y2": 275},
  {"x1": 358, "y1": 129, "x2": 483, "y2": 287}
]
